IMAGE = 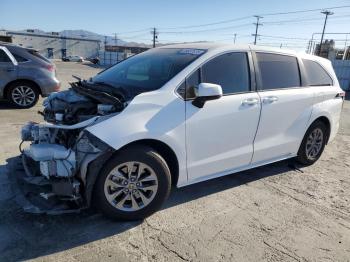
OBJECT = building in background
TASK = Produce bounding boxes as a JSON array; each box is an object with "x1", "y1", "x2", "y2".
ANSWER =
[
  {"x1": 4, "y1": 29, "x2": 101, "y2": 59},
  {"x1": 99, "y1": 45, "x2": 149, "y2": 66}
]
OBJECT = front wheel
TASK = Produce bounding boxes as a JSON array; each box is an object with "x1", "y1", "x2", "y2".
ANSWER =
[
  {"x1": 93, "y1": 146, "x2": 171, "y2": 220},
  {"x1": 296, "y1": 121, "x2": 328, "y2": 165}
]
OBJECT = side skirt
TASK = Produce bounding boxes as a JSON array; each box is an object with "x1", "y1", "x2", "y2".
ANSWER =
[{"x1": 177, "y1": 153, "x2": 296, "y2": 188}]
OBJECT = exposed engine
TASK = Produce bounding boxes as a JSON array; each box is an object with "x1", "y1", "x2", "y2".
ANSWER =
[{"x1": 41, "y1": 81, "x2": 129, "y2": 125}]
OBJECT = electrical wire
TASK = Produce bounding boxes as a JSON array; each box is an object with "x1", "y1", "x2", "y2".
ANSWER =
[{"x1": 260, "y1": 5, "x2": 350, "y2": 16}]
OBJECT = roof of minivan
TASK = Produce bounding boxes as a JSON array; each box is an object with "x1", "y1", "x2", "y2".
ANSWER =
[{"x1": 159, "y1": 42, "x2": 299, "y2": 56}]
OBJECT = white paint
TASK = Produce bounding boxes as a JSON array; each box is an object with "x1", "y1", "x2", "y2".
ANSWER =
[{"x1": 85, "y1": 43, "x2": 344, "y2": 187}]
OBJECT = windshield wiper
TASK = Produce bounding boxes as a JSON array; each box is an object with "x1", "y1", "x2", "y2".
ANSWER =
[{"x1": 92, "y1": 81, "x2": 117, "y2": 88}]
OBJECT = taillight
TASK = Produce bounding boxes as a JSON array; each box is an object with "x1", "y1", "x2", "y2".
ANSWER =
[{"x1": 44, "y1": 64, "x2": 55, "y2": 72}]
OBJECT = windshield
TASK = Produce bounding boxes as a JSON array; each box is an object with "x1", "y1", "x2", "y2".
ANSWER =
[{"x1": 92, "y1": 48, "x2": 206, "y2": 95}]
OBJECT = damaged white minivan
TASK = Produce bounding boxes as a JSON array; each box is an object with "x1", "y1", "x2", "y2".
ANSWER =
[{"x1": 12, "y1": 43, "x2": 344, "y2": 220}]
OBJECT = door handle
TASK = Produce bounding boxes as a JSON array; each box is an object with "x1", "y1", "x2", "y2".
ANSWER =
[
  {"x1": 6, "y1": 68, "x2": 15, "y2": 72},
  {"x1": 242, "y1": 98, "x2": 259, "y2": 106},
  {"x1": 262, "y1": 96, "x2": 278, "y2": 104}
]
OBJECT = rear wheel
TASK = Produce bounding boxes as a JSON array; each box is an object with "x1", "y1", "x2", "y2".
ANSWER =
[
  {"x1": 8, "y1": 82, "x2": 39, "y2": 108},
  {"x1": 93, "y1": 146, "x2": 171, "y2": 220},
  {"x1": 296, "y1": 121, "x2": 328, "y2": 165}
]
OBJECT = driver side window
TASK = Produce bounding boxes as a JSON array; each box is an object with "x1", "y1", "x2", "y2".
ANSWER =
[{"x1": 201, "y1": 52, "x2": 250, "y2": 95}]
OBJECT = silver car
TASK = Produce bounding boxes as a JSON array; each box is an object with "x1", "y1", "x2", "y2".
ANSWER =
[{"x1": 0, "y1": 43, "x2": 60, "y2": 108}]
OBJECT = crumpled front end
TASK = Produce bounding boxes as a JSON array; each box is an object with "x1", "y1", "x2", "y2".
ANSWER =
[{"x1": 9, "y1": 118, "x2": 114, "y2": 214}]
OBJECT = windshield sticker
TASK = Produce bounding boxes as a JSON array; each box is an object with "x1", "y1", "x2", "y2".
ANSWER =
[{"x1": 178, "y1": 49, "x2": 206, "y2": 55}]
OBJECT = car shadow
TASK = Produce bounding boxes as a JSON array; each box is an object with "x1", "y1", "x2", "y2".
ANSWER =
[
  {"x1": 0, "y1": 159, "x2": 296, "y2": 261},
  {"x1": 0, "y1": 100, "x2": 16, "y2": 109}
]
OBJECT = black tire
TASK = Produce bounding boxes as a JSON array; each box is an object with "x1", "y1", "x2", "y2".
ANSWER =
[
  {"x1": 296, "y1": 121, "x2": 328, "y2": 165},
  {"x1": 7, "y1": 81, "x2": 40, "y2": 108},
  {"x1": 93, "y1": 145, "x2": 171, "y2": 220}
]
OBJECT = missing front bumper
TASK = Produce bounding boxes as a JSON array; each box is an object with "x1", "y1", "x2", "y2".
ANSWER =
[{"x1": 6, "y1": 155, "x2": 85, "y2": 215}]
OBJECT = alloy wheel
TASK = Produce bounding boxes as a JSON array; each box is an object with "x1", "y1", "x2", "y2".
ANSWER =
[
  {"x1": 11, "y1": 86, "x2": 36, "y2": 107},
  {"x1": 305, "y1": 128, "x2": 324, "y2": 160},
  {"x1": 104, "y1": 161, "x2": 158, "y2": 212}
]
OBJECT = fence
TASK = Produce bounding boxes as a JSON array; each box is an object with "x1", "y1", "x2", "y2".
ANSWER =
[{"x1": 332, "y1": 60, "x2": 350, "y2": 91}]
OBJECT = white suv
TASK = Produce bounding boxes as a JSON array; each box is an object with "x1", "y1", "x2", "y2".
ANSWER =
[{"x1": 15, "y1": 43, "x2": 344, "y2": 220}]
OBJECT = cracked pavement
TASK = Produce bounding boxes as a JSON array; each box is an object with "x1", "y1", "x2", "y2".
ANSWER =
[{"x1": 0, "y1": 62, "x2": 349, "y2": 261}]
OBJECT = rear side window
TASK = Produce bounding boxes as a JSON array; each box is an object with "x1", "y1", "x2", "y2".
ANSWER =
[
  {"x1": 27, "y1": 49, "x2": 51, "y2": 63},
  {"x1": 13, "y1": 54, "x2": 28, "y2": 62},
  {"x1": 302, "y1": 59, "x2": 333, "y2": 86},
  {"x1": 256, "y1": 53, "x2": 301, "y2": 90},
  {"x1": 0, "y1": 49, "x2": 11, "y2": 62},
  {"x1": 202, "y1": 52, "x2": 250, "y2": 94}
]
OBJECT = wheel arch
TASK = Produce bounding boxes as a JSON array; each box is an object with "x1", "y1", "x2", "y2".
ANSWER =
[
  {"x1": 3, "y1": 79, "x2": 41, "y2": 99},
  {"x1": 117, "y1": 139, "x2": 179, "y2": 186},
  {"x1": 310, "y1": 116, "x2": 331, "y2": 144}
]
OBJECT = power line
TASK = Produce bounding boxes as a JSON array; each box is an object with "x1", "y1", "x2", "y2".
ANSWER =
[
  {"x1": 260, "y1": 5, "x2": 350, "y2": 16},
  {"x1": 259, "y1": 34, "x2": 309, "y2": 40},
  {"x1": 157, "y1": 5, "x2": 350, "y2": 32},
  {"x1": 117, "y1": 28, "x2": 151, "y2": 35},
  {"x1": 159, "y1": 16, "x2": 252, "y2": 30},
  {"x1": 156, "y1": 5, "x2": 350, "y2": 33},
  {"x1": 120, "y1": 33, "x2": 150, "y2": 39},
  {"x1": 264, "y1": 13, "x2": 350, "y2": 25},
  {"x1": 160, "y1": 23, "x2": 252, "y2": 34}
]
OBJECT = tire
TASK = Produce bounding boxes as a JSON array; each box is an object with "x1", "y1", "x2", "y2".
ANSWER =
[
  {"x1": 93, "y1": 145, "x2": 171, "y2": 220},
  {"x1": 7, "y1": 81, "x2": 40, "y2": 108},
  {"x1": 296, "y1": 121, "x2": 328, "y2": 165}
]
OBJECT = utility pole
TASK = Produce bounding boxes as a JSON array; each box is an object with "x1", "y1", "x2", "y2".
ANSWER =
[
  {"x1": 114, "y1": 33, "x2": 118, "y2": 46},
  {"x1": 151, "y1": 27, "x2": 158, "y2": 48},
  {"x1": 234, "y1": 33, "x2": 237, "y2": 44},
  {"x1": 104, "y1": 35, "x2": 107, "y2": 64},
  {"x1": 252, "y1": 15, "x2": 263, "y2": 45},
  {"x1": 318, "y1": 10, "x2": 334, "y2": 55},
  {"x1": 306, "y1": 40, "x2": 312, "y2": 54}
]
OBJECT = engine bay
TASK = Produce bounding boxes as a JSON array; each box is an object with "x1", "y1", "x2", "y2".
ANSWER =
[{"x1": 40, "y1": 81, "x2": 128, "y2": 125}]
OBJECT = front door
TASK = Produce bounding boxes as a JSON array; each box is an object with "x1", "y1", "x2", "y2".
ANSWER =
[{"x1": 185, "y1": 52, "x2": 261, "y2": 183}]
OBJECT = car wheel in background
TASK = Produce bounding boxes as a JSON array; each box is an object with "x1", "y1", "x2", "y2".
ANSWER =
[
  {"x1": 8, "y1": 81, "x2": 40, "y2": 108},
  {"x1": 93, "y1": 145, "x2": 171, "y2": 220},
  {"x1": 296, "y1": 121, "x2": 328, "y2": 165}
]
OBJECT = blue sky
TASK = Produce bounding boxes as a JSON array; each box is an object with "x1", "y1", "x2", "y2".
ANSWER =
[{"x1": 1, "y1": 0, "x2": 350, "y2": 50}]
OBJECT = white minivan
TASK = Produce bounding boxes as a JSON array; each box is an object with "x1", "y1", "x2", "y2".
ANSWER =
[{"x1": 15, "y1": 43, "x2": 344, "y2": 220}]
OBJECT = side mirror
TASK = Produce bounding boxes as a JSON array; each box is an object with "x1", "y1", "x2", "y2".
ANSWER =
[{"x1": 192, "y1": 83, "x2": 222, "y2": 108}]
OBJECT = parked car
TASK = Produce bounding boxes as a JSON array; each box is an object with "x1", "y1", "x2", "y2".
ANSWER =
[
  {"x1": 62, "y1": 55, "x2": 84, "y2": 62},
  {"x1": 14, "y1": 43, "x2": 344, "y2": 220},
  {"x1": 0, "y1": 43, "x2": 60, "y2": 108},
  {"x1": 89, "y1": 57, "x2": 100, "y2": 64}
]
